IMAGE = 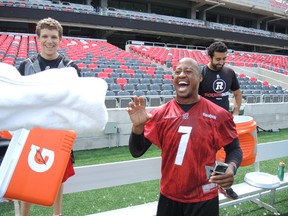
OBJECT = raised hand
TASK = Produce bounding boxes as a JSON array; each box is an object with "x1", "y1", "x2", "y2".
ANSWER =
[{"x1": 127, "y1": 96, "x2": 152, "y2": 134}]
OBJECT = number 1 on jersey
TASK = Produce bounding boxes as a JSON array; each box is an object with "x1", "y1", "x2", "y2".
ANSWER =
[{"x1": 175, "y1": 126, "x2": 192, "y2": 165}]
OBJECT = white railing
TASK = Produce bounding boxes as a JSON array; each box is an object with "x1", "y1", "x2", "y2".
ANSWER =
[{"x1": 7, "y1": 139, "x2": 288, "y2": 215}]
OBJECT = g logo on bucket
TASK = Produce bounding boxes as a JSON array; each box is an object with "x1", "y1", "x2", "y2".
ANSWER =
[{"x1": 28, "y1": 144, "x2": 54, "y2": 173}]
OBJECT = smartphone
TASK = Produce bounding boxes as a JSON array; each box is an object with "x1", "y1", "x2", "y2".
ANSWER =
[{"x1": 213, "y1": 161, "x2": 228, "y2": 175}]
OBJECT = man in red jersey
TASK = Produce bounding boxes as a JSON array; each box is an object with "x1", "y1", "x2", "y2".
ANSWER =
[{"x1": 127, "y1": 57, "x2": 242, "y2": 216}]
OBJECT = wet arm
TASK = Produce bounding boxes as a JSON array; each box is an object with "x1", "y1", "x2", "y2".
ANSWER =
[
  {"x1": 224, "y1": 137, "x2": 243, "y2": 174},
  {"x1": 129, "y1": 132, "x2": 152, "y2": 158}
]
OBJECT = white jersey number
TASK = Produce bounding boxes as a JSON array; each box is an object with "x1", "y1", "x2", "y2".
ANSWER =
[{"x1": 175, "y1": 126, "x2": 192, "y2": 165}]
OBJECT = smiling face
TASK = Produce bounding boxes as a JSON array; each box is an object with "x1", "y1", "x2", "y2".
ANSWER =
[
  {"x1": 173, "y1": 58, "x2": 202, "y2": 104},
  {"x1": 38, "y1": 28, "x2": 61, "y2": 60},
  {"x1": 208, "y1": 51, "x2": 227, "y2": 71}
]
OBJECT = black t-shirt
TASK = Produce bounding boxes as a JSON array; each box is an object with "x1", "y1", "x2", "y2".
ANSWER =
[
  {"x1": 18, "y1": 54, "x2": 81, "y2": 77},
  {"x1": 38, "y1": 55, "x2": 64, "y2": 71},
  {"x1": 199, "y1": 65, "x2": 240, "y2": 111}
]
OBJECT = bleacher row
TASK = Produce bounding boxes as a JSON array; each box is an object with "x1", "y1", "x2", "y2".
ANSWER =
[
  {"x1": 0, "y1": 33, "x2": 287, "y2": 109},
  {"x1": 0, "y1": 0, "x2": 287, "y2": 41},
  {"x1": 129, "y1": 45, "x2": 288, "y2": 74}
]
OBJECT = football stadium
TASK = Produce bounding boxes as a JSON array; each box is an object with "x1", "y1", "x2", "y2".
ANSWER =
[{"x1": 0, "y1": 0, "x2": 287, "y2": 215}]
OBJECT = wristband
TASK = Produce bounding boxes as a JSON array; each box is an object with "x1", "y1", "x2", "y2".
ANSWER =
[{"x1": 229, "y1": 162, "x2": 237, "y2": 175}]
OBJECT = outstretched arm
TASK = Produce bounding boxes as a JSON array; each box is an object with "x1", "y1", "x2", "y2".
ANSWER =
[{"x1": 127, "y1": 96, "x2": 153, "y2": 157}]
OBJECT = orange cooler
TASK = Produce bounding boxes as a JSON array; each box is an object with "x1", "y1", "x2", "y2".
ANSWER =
[
  {"x1": 216, "y1": 115, "x2": 257, "y2": 166},
  {"x1": 0, "y1": 130, "x2": 12, "y2": 139},
  {"x1": 0, "y1": 128, "x2": 76, "y2": 206}
]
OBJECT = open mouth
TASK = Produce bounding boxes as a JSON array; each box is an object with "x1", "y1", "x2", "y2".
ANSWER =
[{"x1": 178, "y1": 81, "x2": 189, "y2": 91}]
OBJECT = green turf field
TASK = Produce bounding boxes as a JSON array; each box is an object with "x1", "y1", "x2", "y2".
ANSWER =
[{"x1": 1, "y1": 128, "x2": 288, "y2": 216}]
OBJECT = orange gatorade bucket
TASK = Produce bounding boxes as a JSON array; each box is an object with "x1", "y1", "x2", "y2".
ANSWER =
[
  {"x1": 216, "y1": 115, "x2": 257, "y2": 166},
  {"x1": 0, "y1": 130, "x2": 12, "y2": 139},
  {"x1": 0, "y1": 128, "x2": 76, "y2": 206}
]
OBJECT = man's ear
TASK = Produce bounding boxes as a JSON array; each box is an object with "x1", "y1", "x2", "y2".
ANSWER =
[{"x1": 199, "y1": 73, "x2": 203, "y2": 82}]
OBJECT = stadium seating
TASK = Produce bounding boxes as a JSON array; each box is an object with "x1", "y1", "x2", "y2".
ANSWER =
[
  {"x1": 146, "y1": 90, "x2": 161, "y2": 107},
  {"x1": 129, "y1": 45, "x2": 288, "y2": 74},
  {"x1": 105, "y1": 90, "x2": 118, "y2": 108},
  {"x1": 110, "y1": 72, "x2": 120, "y2": 80},
  {"x1": 162, "y1": 84, "x2": 173, "y2": 91},
  {"x1": 150, "y1": 84, "x2": 161, "y2": 93},
  {"x1": 0, "y1": 33, "x2": 286, "y2": 108},
  {"x1": 161, "y1": 90, "x2": 173, "y2": 95},
  {"x1": 117, "y1": 90, "x2": 131, "y2": 96},
  {"x1": 118, "y1": 98, "x2": 132, "y2": 108},
  {"x1": 139, "y1": 78, "x2": 150, "y2": 84},
  {"x1": 151, "y1": 78, "x2": 162, "y2": 84},
  {"x1": 133, "y1": 90, "x2": 145, "y2": 97},
  {"x1": 123, "y1": 84, "x2": 136, "y2": 94},
  {"x1": 110, "y1": 83, "x2": 122, "y2": 94},
  {"x1": 116, "y1": 77, "x2": 128, "y2": 89},
  {"x1": 136, "y1": 84, "x2": 149, "y2": 94}
]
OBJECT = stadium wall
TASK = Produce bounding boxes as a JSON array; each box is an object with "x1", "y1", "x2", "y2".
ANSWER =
[{"x1": 73, "y1": 105, "x2": 288, "y2": 150}]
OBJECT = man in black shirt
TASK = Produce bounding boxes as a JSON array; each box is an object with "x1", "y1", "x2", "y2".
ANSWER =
[
  {"x1": 199, "y1": 41, "x2": 242, "y2": 200},
  {"x1": 199, "y1": 41, "x2": 242, "y2": 115}
]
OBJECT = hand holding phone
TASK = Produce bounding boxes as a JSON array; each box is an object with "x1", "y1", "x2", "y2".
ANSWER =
[{"x1": 213, "y1": 161, "x2": 228, "y2": 175}]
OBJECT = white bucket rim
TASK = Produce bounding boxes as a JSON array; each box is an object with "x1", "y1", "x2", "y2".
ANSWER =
[{"x1": 233, "y1": 115, "x2": 253, "y2": 124}]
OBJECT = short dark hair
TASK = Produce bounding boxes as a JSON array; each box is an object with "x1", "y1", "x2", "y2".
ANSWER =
[{"x1": 207, "y1": 41, "x2": 228, "y2": 58}]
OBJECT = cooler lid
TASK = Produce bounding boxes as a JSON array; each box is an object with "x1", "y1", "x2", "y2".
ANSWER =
[
  {"x1": 0, "y1": 129, "x2": 29, "y2": 198},
  {"x1": 244, "y1": 172, "x2": 280, "y2": 189},
  {"x1": 233, "y1": 115, "x2": 253, "y2": 124}
]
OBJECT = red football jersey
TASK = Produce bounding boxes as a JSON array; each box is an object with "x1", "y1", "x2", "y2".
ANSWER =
[{"x1": 144, "y1": 97, "x2": 238, "y2": 203}]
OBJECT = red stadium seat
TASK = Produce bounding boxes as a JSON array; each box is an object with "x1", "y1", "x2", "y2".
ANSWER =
[
  {"x1": 116, "y1": 78, "x2": 128, "y2": 87},
  {"x1": 98, "y1": 72, "x2": 110, "y2": 78},
  {"x1": 163, "y1": 74, "x2": 172, "y2": 80},
  {"x1": 103, "y1": 68, "x2": 114, "y2": 73}
]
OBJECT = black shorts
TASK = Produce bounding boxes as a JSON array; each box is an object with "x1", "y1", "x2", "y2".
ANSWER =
[{"x1": 156, "y1": 194, "x2": 219, "y2": 216}]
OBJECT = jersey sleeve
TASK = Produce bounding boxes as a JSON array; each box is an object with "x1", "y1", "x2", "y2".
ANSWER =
[
  {"x1": 144, "y1": 109, "x2": 161, "y2": 148},
  {"x1": 144, "y1": 105, "x2": 169, "y2": 149},
  {"x1": 213, "y1": 111, "x2": 238, "y2": 150}
]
